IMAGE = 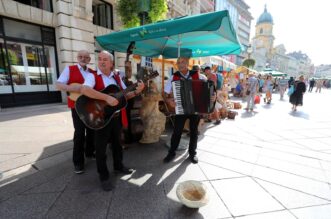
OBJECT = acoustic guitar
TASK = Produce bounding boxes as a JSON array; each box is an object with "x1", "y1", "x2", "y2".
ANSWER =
[{"x1": 75, "y1": 71, "x2": 159, "y2": 130}]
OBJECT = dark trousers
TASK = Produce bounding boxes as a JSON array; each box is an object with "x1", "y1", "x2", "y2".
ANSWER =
[
  {"x1": 71, "y1": 109, "x2": 94, "y2": 166},
  {"x1": 94, "y1": 116, "x2": 123, "y2": 181},
  {"x1": 169, "y1": 114, "x2": 200, "y2": 157}
]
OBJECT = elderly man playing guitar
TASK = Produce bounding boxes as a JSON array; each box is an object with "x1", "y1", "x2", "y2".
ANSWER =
[
  {"x1": 56, "y1": 50, "x2": 95, "y2": 174},
  {"x1": 81, "y1": 51, "x2": 145, "y2": 191}
]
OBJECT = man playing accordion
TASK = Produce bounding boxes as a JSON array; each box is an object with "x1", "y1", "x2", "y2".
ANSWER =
[{"x1": 163, "y1": 57, "x2": 215, "y2": 164}]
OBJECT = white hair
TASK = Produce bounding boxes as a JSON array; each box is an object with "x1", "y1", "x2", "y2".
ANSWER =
[{"x1": 100, "y1": 50, "x2": 113, "y2": 61}]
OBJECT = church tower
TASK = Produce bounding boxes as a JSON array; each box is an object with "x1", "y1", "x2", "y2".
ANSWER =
[{"x1": 253, "y1": 5, "x2": 275, "y2": 60}]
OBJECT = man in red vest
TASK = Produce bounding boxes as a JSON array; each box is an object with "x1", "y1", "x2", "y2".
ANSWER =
[
  {"x1": 56, "y1": 50, "x2": 95, "y2": 174},
  {"x1": 163, "y1": 57, "x2": 211, "y2": 164},
  {"x1": 81, "y1": 51, "x2": 145, "y2": 191}
]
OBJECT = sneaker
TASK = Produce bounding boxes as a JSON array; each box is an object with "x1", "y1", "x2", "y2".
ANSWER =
[
  {"x1": 214, "y1": 120, "x2": 221, "y2": 125},
  {"x1": 100, "y1": 179, "x2": 113, "y2": 191},
  {"x1": 114, "y1": 166, "x2": 134, "y2": 175},
  {"x1": 74, "y1": 165, "x2": 84, "y2": 174},
  {"x1": 163, "y1": 153, "x2": 176, "y2": 163},
  {"x1": 189, "y1": 155, "x2": 198, "y2": 164}
]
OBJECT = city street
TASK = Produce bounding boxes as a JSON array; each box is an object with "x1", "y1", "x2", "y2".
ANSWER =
[{"x1": 1, "y1": 89, "x2": 331, "y2": 218}]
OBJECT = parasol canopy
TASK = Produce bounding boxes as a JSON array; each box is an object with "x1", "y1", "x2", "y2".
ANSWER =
[{"x1": 96, "y1": 10, "x2": 242, "y2": 58}]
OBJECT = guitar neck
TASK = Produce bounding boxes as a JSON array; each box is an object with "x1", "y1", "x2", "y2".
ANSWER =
[{"x1": 122, "y1": 83, "x2": 138, "y2": 97}]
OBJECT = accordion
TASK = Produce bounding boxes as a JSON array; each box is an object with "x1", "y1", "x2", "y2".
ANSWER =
[{"x1": 172, "y1": 80, "x2": 215, "y2": 115}]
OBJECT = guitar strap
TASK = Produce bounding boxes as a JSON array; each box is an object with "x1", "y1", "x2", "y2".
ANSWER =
[{"x1": 113, "y1": 73, "x2": 128, "y2": 129}]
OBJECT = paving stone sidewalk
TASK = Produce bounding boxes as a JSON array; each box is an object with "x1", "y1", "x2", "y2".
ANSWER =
[{"x1": 1, "y1": 90, "x2": 331, "y2": 218}]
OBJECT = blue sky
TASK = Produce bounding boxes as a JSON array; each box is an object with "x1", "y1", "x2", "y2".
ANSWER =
[{"x1": 245, "y1": 0, "x2": 331, "y2": 65}]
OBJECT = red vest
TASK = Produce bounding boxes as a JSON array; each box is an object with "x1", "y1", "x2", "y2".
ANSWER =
[
  {"x1": 172, "y1": 70, "x2": 199, "y2": 81},
  {"x1": 67, "y1": 65, "x2": 84, "y2": 108},
  {"x1": 66, "y1": 65, "x2": 95, "y2": 108},
  {"x1": 93, "y1": 72, "x2": 105, "y2": 91}
]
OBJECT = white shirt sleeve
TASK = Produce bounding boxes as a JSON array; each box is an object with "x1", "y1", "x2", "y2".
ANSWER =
[
  {"x1": 120, "y1": 78, "x2": 127, "y2": 90},
  {"x1": 164, "y1": 75, "x2": 173, "y2": 94},
  {"x1": 83, "y1": 73, "x2": 96, "y2": 88},
  {"x1": 199, "y1": 74, "x2": 208, "y2": 81},
  {"x1": 57, "y1": 66, "x2": 70, "y2": 84}
]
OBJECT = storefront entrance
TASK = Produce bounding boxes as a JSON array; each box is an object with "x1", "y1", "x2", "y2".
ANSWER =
[{"x1": 0, "y1": 18, "x2": 60, "y2": 108}]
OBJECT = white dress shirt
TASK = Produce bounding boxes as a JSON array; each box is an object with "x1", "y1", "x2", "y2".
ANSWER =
[
  {"x1": 164, "y1": 71, "x2": 207, "y2": 94},
  {"x1": 83, "y1": 69, "x2": 127, "y2": 89},
  {"x1": 57, "y1": 64, "x2": 92, "y2": 84}
]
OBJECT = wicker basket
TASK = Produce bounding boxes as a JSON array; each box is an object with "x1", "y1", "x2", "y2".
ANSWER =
[
  {"x1": 176, "y1": 180, "x2": 209, "y2": 208},
  {"x1": 220, "y1": 108, "x2": 228, "y2": 119},
  {"x1": 227, "y1": 110, "x2": 238, "y2": 119},
  {"x1": 233, "y1": 102, "x2": 242, "y2": 109}
]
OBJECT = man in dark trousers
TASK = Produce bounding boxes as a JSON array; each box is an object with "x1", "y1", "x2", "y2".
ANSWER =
[
  {"x1": 308, "y1": 78, "x2": 316, "y2": 92},
  {"x1": 163, "y1": 57, "x2": 214, "y2": 164},
  {"x1": 56, "y1": 50, "x2": 95, "y2": 174},
  {"x1": 81, "y1": 51, "x2": 145, "y2": 191}
]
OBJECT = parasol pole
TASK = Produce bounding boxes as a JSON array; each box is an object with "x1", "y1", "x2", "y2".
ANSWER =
[
  {"x1": 177, "y1": 34, "x2": 182, "y2": 57},
  {"x1": 162, "y1": 56, "x2": 165, "y2": 96}
]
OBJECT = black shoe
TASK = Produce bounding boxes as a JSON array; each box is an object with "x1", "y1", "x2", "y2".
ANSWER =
[
  {"x1": 214, "y1": 120, "x2": 221, "y2": 125},
  {"x1": 163, "y1": 153, "x2": 176, "y2": 163},
  {"x1": 114, "y1": 166, "x2": 134, "y2": 175},
  {"x1": 189, "y1": 155, "x2": 198, "y2": 164},
  {"x1": 74, "y1": 164, "x2": 84, "y2": 174},
  {"x1": 100, "y1": 179, "x2": 113, "y2": 191}
]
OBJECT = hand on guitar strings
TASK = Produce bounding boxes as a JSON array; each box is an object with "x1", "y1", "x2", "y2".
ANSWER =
[
  {"x1": 135, "y1": 81, "x2": 145, "y2": 94},
  {"x1": 105, "y1": 95, "x2": 119, "y2": 106}
]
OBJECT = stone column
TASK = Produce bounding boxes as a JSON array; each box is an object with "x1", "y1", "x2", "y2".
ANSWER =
[{"x1": 55, "y1": 0, "x2": 95, "y2": 71}]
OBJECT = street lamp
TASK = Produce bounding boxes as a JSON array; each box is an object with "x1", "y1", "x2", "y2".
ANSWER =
[{"x1": 138, "y1": 0, "x2": 151, "y2": 25}]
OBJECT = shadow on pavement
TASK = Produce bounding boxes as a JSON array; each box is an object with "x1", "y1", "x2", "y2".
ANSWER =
[
  {"x1": 289, "y1": 111, "x2": 310, "y2": 120},
  {"x1": 0, "y1": 136, "x2": 205, "y2": 218},
  {"x1": 0, "y1": 103, "x2": 68, "y2": 122}
]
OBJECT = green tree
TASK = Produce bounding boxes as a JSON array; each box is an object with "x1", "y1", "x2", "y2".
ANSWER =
[
  {"x1": 117, "y1": 0, "x2": 168, "y2": 28},
  {"x1": 242, "y1": 58, "x2": 255, "y2": 68}
]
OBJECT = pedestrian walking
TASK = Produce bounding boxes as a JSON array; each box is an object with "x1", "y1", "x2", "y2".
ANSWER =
[
  {"x1": 308, "y1": 78, "x2": 315, "y2": 92},
  {"x1": 315, "y1": 79, "x2": 323, "y2": 93},
  {"x1": 264, "y1": 75, "x2": 273, "y2": 104},
  {"x1": 289, "y1": 75, "x2": 306, "y2": 111},
  {"x1": 245, "y1": 72, "x2": 259, "y2": 111},
  {"x1": 279, "y1": 76, "x2": 288, "y2": 99}
]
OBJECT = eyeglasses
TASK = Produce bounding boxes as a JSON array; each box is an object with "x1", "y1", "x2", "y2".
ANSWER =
[{"x1": 78, "y1": 56, "x2": 90, "y2": 59}]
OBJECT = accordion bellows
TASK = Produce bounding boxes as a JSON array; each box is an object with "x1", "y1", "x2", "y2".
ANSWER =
[{"x1": 176, "y1": 180, "x2": 209, "y2": 208}]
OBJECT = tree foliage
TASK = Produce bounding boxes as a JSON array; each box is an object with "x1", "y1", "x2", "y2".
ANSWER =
[
  {"x1": 117, "y1": 0, "x2": 168, "y2": 28},
  {"x1": 242, "y1": 58, "x2": 256, "y2": 68}
]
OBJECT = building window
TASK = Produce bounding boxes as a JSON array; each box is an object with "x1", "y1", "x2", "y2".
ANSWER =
[
  {"x1": 145, "y1": 57, "x2": 153, "y2": 68},
  {"x1": 4, "y1": 19, "x2": 42, "y2": 42},
  {"x1": 14, "y1": 0, "x2": 52, "y2": 12},
  {"x1": 93, "y1": 0, "x2": 114, "y2": 29},
  {"x1": 0, "y1": 18, "x2": 57, "y2": 94},
  {"x1": 260, "y1": 28, "x2": 263, "y2": 34}
]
